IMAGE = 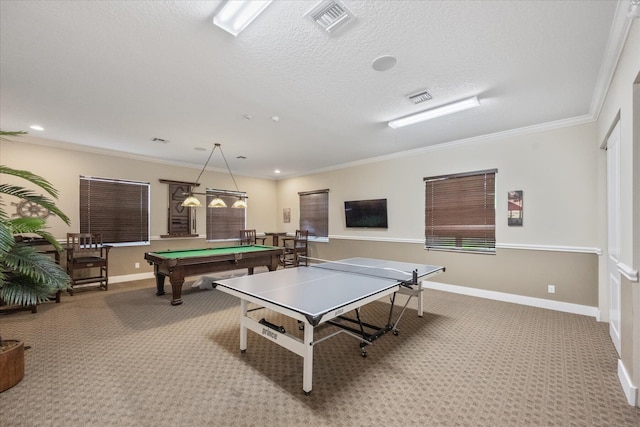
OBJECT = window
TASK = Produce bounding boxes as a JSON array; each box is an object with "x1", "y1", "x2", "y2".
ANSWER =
[
  {"x1": 424, "y1": 169, "x2": 496, "y2": 253},
  {"x1": 299, "y1": 189, "x2": 329, "y2": 239},
  {"x1": 80, "y1": 176, "x2": 150, "y2": 245},
  {"x1": 206, "y1": 191, "x2": 246, "y2": 240}
]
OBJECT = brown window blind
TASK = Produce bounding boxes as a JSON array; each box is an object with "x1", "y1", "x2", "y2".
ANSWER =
[
  {"x1": 80, "y1": 176, "x2": 150, "y2": 245},
  {"x1": 424, "y1": 169, "x2": 497, "y2": 253},
  {"x1": 205, "y1": 193, "x2": 246, "y2": 240},
  {"x1": 299, "y1": 189, "x2": 329, "y2": 238}
]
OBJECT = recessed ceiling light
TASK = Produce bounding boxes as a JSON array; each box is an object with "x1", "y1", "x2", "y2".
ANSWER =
[
  {"x1": 371, "y1": 55, "x2": 397, "y2": 72},
  {"x1": 274, "y1": 169, "x2": 281, "y2": 174},
  {"x1": 29, "y1": 125, "x2": 44, "y2": 131}
]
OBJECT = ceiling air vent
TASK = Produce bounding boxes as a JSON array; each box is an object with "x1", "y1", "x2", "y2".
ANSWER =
[
  {"x1": 306, "y1": 0, "x2": 355, "y2": 34},
  {"x1": 408, "y1": 91, "x2": 433, "y2": 105}
]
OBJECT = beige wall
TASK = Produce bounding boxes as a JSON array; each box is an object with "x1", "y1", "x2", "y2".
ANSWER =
[
  {"x1": 0, "y1": 136, "x2": 279, "y2": 277},
  {"x1": 0, "y1": 118, "x2": 598, "y2": 306},
  {"x1": 278, "y1": 123, "x2": 599, "y2": 248},
  {"x1": 277, "y1": 121, "x2": 601, "y2": 310},
  {"x1": 309, "y1": 239, "x2": 597, "y2": 307},
  {"x1": 0, "y1": 118, "x2": 601, "y2": 308},
  {"x1": 1, "y1": 136, "x2": 279, "y2": 238}
]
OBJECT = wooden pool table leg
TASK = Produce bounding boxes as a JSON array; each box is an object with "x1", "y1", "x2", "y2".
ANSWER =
[
  {"x1": 267, "y1": 255, "x2": 279, "y2": 271},
  {"x1": 169, "y1": 269, "x2": 185, "y2": 306},
  {"x1": 154, "y1": 267, "x2": 166, "y2": 296}
]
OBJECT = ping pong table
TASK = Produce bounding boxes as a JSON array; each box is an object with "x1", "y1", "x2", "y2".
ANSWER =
[{"x1": 210, "y1": 257, "x2": 445, "y2": 395}]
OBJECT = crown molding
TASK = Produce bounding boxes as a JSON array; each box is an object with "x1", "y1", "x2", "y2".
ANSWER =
[
  {"x1": 291, "y1": 114, "x2": 595, "y2": 179},
  {"x1": 590, "y1": 0, "x2": 636, "y2": 120}
]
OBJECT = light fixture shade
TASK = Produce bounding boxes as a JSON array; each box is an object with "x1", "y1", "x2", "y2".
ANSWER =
[
  {"x1": 388, "y1": 96, "x2": 480, "y2": 129},
  {"x1": 213, "y1": 0, "x2": 273, "y2": 36},
  {"x1": 208, "y1": 196, "x2": 227, "y2": 208},
  {"x1": 184, "y1": 143, "x2": 247, "y2": 209},
  {"x1": 182, "y1": 195, "x2": 203, "y2": 207},
  {"x1": 231, "y1": 198, "x2": 248, "y2": 209}
]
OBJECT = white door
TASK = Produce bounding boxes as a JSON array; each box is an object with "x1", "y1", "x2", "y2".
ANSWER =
[{"x1": 607, "y1": 121, "x2": 621, "y2": 356}]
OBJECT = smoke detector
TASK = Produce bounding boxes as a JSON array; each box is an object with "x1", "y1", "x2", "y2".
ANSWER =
[{"x1": 306, "y1": 0, "x2": 355, "y2": 34}]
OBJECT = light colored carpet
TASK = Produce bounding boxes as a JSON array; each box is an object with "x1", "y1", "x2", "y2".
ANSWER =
[{"x1": 1, "y1": 269, "x2": 639, "y2": 426}]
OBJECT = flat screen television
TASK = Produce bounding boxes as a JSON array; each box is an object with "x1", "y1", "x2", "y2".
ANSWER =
[{"x1": 344, "y1": 199, "x2": 388, "y2": 228}]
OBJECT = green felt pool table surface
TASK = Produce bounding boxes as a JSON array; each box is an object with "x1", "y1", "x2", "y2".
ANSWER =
[
  {"x1": 144, "y1": 245, "x2": 284, "y2": 305},
  {"x1": 150, "y1": 245, "x2": 278, "y2": 259}
]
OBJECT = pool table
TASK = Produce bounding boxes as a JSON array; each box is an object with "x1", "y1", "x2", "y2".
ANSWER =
[{"x1": 144, "y1": 245, "x2": 284, "y2": 305}]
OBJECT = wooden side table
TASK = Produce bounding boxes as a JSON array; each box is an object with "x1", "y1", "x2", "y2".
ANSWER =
[{"x1": 263, "y1": 232, "x2": 287, "y2": 247}]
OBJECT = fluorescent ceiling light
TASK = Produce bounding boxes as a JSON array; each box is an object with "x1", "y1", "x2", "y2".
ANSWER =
[
  {"x1": 213, "y1": 0, "x2": 273, "y2": 36},
  {"x1": 388, "y1": 96, "x2": 480, "y2": 129}
]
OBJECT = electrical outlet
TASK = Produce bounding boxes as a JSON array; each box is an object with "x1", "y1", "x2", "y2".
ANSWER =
[
  {"x1": 135, "y1": 262, "x2": 140, "y2": 269},
  {"x1": 548, "y1": 285, "x2": 555, "y2": 294}
]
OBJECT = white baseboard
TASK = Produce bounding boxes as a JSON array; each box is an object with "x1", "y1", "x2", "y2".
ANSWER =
[
  {"x1": 109, "y1": 272, "x2": 155, "y2": 284},
  {"x1": 618, "y1": 359, "x2": 638, "y2": 406},
  {"x1": 110, "y1": 274, "x2": 599, "y2": 319},
  {"x1": 423, "y1": 281, "x2": 599, "y2": 318}
]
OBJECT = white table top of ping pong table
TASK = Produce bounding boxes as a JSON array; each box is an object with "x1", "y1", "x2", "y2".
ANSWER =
[
  {"x1": 209, "y1": 257, "x2": 445, "y2": 395},
  {"x1": 212, "y1": 257, "x2": 444, "y2": 326}
]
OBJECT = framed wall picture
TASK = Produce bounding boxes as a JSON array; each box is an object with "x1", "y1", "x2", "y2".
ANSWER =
[
  {"x1": 283, "y1": 207, "x2": 291, "y2": 223},
  {"x1": 508, "y1": 190, "x2": 523, "y2": 226}
]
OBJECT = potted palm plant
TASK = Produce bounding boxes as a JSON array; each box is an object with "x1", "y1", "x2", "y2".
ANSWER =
[{"x1": 0, "y1": 129, "x2": 71, "y2": 392}]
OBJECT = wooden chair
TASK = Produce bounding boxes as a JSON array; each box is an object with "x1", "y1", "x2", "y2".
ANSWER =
[
  {"x1": 66, "y1": 233, "x2": 112, "y2": 294},
  {"x1": 282, "y1": 230, "x2": 309, "y2": 268},
  {"x1": 239, "y1": 229, "x2": 266, "y2": 245}
]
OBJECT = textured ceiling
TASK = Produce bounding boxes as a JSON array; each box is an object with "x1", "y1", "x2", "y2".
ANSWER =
[{"x1": 0, "y1": 0, "x2": 626, "y2": 178}]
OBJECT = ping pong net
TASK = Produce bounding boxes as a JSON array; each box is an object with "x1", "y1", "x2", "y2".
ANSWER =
[{"x1": 301, "y1": 257, "x2": 418, "y2": 287}]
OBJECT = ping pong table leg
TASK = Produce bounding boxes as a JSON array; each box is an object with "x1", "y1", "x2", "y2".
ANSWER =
[
  {"x1": 240, "y1": 299, "x2": 248, "y2": 351},
  {"x1": 302, "y1": 321, "x2": 314, "y2": 395},
  {"x1": 417, "y1": 281, "x2": 424, "y2": 317}
]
